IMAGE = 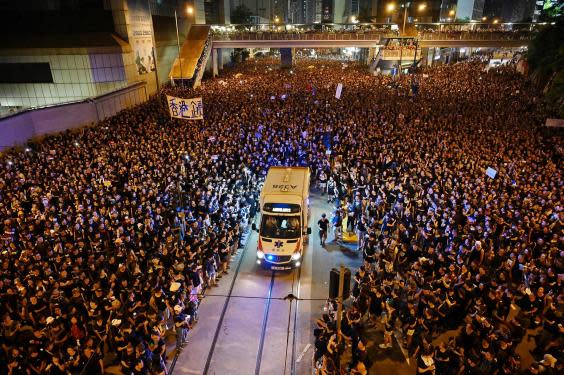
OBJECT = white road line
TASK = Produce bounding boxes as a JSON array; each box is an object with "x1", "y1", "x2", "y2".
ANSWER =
[
  {"x1": 296, "y1": 343, "x2": 311, "y2": 363},
  {"x1": 393, "y1": 330, "x2": 410, "y2": 365},
  {"x1": 180, "y1": 369, "x2": 203, "y2": 375}
]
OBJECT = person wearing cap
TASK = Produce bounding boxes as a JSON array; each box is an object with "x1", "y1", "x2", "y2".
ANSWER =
[{"x1": 318, "y1": 213, "x2": 329, "y2": 247}]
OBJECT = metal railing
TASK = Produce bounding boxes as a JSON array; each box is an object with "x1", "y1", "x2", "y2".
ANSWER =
[
  {"x1": 192, "y1": 36, "x2": 213, "y2": 87},
  {"x1": 419, "y1": 31, "x2": 534, "y2": 41},
  {"x1": 211, "y1": 30, "x2": 535, "y2": 43},
  {"x1": 211, "y1": 31, "x2": 396, "y2": 42},
  {"x1": 0, "y1": 81, "x2": 146, "y2": 120},
  {"x1": 209, "y1": 22, "x2": 543, "y2": 43}
]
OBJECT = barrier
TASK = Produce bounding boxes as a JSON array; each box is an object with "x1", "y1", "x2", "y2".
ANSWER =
[{"x1": 0, "y1": 82, "x2": 147, "y2": 151}]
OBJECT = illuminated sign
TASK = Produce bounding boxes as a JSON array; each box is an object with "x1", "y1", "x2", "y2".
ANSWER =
[
  {"x1": 264, "y1": 203, "x2": 301, "y2": 213},
  {"x1": 272, "y1": 207, "x2": 292, "y2": 213}
]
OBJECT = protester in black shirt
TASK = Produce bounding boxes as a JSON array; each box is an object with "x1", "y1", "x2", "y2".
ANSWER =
[{"x1": 318, "y1": 214, "x2": 329, "y2": 246}]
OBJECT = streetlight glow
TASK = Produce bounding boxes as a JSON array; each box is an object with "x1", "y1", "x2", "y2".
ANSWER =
[
  {"x1": 493, "y1": 19, "x2": 499, "y2": 24},
  {"x1": 482, "y1": 16, "x2": 487, "y2": 21},
  {"x1": 418, "y1": 3, "x2": 427, "y2": 11},
  {"x1": 186, "y1": 5, "x2": 194, "y2": 15},
  {"x1": 386, "y1": 3, "x2": 395, "y2": 12},
  {"x1": 449, "y1": 10, "x2": 455, "y2": 16}
]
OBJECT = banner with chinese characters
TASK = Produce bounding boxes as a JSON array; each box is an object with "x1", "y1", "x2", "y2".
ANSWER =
[{"x1": 166, "y1": 96, "x2": 204, "y2": 120}]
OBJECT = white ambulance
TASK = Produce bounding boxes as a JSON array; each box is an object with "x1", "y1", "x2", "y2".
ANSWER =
[{"x1": 253, "y1": 167, "x2": 311, "y2": 269}]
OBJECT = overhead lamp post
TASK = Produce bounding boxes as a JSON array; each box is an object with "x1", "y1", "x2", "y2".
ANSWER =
[
  {"x1": 174, "y1": 9, "x2": 184, "y2": 88},
  {"x1": 386, "y1": 3, "x2": 395, "y2": 24},
  {"x1": 387, "y1": 2, "x2": 426, "y2": 35},
  {"x1": 402, "y1": 3, "x2": 426, "y2": 34},
  {"x1": 174, "y1": 5, "x2": 194, "y2": 88},
  {"x1": 388, "y1": 2, "x2": 425, "y2": 75}
]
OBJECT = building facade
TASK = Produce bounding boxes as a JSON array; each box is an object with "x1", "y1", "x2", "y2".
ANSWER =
[
  {"x1": 455, "y1": 0, "x2": 485, "y2": 21},
  {"x1": 0, "y1": 0, "x2": 219, "y2": 114},
  {"x1": 483, "y1": 0, "x2": 537, "y2": 22}
]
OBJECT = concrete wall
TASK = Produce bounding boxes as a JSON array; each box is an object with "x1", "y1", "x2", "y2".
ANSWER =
[
  {"x1": 0, "y1": 82, "x2": 147, "y2": 151},
  {"x1": 0, "y1": 52, "x2": 135, "y2": 110},
  {"x1": 195, "y1": 0, "x2": 206, "y2": 24},
  {"x1": 155, "y1": 43, "x2": 179, "y2": 86}
]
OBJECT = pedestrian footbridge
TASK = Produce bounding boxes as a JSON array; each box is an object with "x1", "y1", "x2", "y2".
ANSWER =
[
  {"x1": 209, "y1": 23, "x2": 536, "y2": 49},
  {"x1": 170, "y1": 23, "x2": 539, "y2": 86}
]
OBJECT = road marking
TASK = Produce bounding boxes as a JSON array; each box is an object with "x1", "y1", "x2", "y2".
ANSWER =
[
  {"x1": 393, "y1": 330, "x2": 410, "y2": 365},
  {"x1": 255, "y1": 271, "x2": 276, "y2": 375},
  {"x1": 296, "y1": 343, "x2": 311, "y2": 363},
  {"x1": 201, "y1": 231, "x2": 253, "y2": 375},
  {"x1": 181, "y1": 370, "x2": 203, "y2": 374}
]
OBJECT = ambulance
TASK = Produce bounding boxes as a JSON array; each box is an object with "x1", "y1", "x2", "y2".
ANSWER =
[{"x1": 253, "y1": 167, "x2": 311, "y2": 269}]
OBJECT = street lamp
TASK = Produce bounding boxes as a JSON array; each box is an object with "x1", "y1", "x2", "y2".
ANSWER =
[
  {"x1": 274, "y1": 16, "x2": 280, "y2": 24},
  {"x1": 173, "y1": 4, "x2": 195, "y2": 88},
  {"x1": 386, "y1": 3, "x2": 395, "y2": 24},
  {"x1": 401, "y1": 2, "x2": 426, "y2": 35},
  {"x1": 482, "y1": 16, "x2": 487, "y2": 21},
  {"x1": 174, "y1": 8, "x2": 184, "y2": 87},
  {"x1": 493, "y1": 19, "x2": 499, "y2": 24}
]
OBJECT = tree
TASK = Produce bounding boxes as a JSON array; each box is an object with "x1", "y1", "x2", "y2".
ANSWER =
[
  {"x1": 231, "y1": 4, "x2": 253, "y2": 24},
  {"x1": 539, "y1": 0, "x2": 563, "y2": 22}
]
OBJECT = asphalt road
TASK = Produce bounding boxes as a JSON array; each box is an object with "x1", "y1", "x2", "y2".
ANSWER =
[{"x1": 171, "y1": 192, "x2": 414, "y2": 375}]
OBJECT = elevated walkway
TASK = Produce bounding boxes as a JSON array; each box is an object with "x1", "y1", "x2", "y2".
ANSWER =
[
  {"x1": 419, "y1": 31, "x2": 531, "y2": 48},
  {"x1": 169, "y1": 25, "x2": 210, "y2": 80},
  {"x1": 212, "y1": 31, "x2": 388, "y2": 49},
  {"x1": 209, "y1": 24, "x2": 535, "y2": 49},
  {"x1": 211, "y1": 32, "x2": 532, "y2": 49}
]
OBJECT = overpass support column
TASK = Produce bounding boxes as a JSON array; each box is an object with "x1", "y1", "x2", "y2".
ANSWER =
[
  {"x1": 212, "y1": 48, "x2": 219, "y2": 77},
  {"x1": 367, "y1": 48, "x2": 376, "y2": 65},
  {"x1": 420, "y1": 47, "x2": 430, "y2": 66},
  {"x1": 218, "y1": 48, "x2": 224, "y2": 70},
  {"x1": 280, "y1": 48, "x2": 293, "y2": 68}
]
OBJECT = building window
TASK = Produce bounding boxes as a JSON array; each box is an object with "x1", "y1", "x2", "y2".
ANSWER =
[{"x1": 0, "y1": 63, "x2": 53, "y2": 84}]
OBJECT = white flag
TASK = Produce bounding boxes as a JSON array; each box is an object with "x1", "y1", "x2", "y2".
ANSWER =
[
  {"x1": 485, "y1": 167, "x2": 497, "y2": 179},
  {"x1": 335, "y1": 83, "x2": 343, "y2": 99}
]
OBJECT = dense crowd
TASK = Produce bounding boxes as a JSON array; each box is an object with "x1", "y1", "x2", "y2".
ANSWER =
[
  {"x1": 0, "y1": 75, "x2": 261, "y2": 373},
  {"x1": 310, "y1": 62, "x2": 562, "y2": 374},
  {"x1": 0, "y1": 54, "x2": 561, "y2": 375},
  {"x1": 419, "y1": 29, "x2": 534, "y2": 41}
]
